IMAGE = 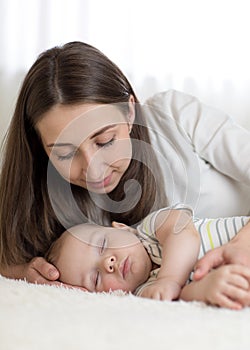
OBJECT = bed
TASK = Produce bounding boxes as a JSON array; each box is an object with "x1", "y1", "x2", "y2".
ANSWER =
[{"x1": 1, "y1": 275, "x2": 249, "y2": 350}]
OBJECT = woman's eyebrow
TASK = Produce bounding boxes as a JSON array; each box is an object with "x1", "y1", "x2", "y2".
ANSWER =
[
  {"x1": 46, "y1": 125, "x2": 117, "y2": 148},
  {"x1": 90, "y1": 124, "x2": 117, "y2": 139},
  {"x1": 47, "y1": 142, "x2": 74, "y2": 148}
]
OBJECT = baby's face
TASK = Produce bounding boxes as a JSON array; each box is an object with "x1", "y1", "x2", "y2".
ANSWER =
[{"x1": 56, "y1": 223, "x2": 152, "y2": 293}]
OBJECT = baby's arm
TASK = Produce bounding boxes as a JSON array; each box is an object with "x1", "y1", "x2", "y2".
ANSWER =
[
  {"x1": 140, "y1": 208, "x2": 200, "y2": 300},
  {"x1": 180, "y1": 264, "x2": 250, "y2": 309}
]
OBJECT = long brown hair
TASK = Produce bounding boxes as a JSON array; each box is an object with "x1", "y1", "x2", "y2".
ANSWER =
[{"x1": 0, "y1": 41, "x2": 166, "y2": 266}]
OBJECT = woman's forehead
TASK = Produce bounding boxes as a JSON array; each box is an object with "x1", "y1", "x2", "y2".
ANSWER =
[{"x1": 38, "y1": 103, "x2": 127, "y2": 144}]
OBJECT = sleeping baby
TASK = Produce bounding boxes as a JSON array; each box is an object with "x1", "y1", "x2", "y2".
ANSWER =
[{"x1": 45, "y1": 204, "x2": 250, "y2": 309}]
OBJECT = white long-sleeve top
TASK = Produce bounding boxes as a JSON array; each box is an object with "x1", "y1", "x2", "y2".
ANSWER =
[{"x1": 143, "y1": 90, "x2": 250, "y2": 217}]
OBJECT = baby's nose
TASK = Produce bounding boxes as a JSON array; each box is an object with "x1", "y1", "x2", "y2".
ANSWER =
[{"x1": 104, "y1": 256, "x2": 116, "y2": 273}]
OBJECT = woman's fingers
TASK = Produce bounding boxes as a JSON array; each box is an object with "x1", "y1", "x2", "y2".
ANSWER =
[
  {"x1": 26, "y1": 257, "x2": 59, "y2": 283},
  {"x1": 193, "y1": 249, "x2": 224, "y2": 280},
  {"x1": 24, "y1": 258, "x2": 88, "y2": 291}
]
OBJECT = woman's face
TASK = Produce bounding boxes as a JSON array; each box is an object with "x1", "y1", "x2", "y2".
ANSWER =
[{"x1": 37, "y1": 98, "x2": 135, "y2": 193}]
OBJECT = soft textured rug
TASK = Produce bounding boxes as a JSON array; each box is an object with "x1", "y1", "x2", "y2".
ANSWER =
[{"x1": 1, "y1": 275, "x2": 250, "y2": 350}]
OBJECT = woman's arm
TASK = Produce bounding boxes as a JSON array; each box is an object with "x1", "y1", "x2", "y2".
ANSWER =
[
  {"x1": 180, "y1": 264, "x2": 250, "y2": 310},
  {"x1": 140, "y1": 208, "x2": 200, "y2": 300},
  {"x1": 194, "y1": 220, "x2": 250, "y2": 280},
  {"x1": 146, "y1": 89, "x2": 250, "y2": 184}
]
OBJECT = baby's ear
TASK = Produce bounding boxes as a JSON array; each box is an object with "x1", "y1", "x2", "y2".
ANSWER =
[
  {"x1": 112, "y1": 221, "x2": 137, "y2": 234},
  {"x1": 111, "y1": 221, "x2": 127, "y2": 229}
]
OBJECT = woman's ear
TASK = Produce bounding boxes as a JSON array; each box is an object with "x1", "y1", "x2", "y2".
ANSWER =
[
  {"x1": 128, "y1": 95, "x2": 135, "y2": 132},
  {"x1": 112, "y1": 221, "x2": 137, "y2": 234}
]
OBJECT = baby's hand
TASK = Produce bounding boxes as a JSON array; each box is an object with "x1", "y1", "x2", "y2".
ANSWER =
[
  {"x1": 139, "y1": 277, "x2": 181, "y2": 301},
  {"x1": 194, "y1": 264, "x2": 250, "y2": 309}
]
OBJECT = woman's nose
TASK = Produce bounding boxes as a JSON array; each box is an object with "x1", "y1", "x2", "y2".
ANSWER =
[
  {"x1": 80, "y1": 148, "x2": 104, "y2": 180},
  {"x1": 103, "y1": 256, "x2": 116, "y2": 273}
]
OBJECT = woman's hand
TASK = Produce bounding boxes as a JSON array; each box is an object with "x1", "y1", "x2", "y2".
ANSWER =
[
  {"x1": 1, "y1": 257, "x2": 60, "y2": 284},
  {"x1": 21, "y1": 257, "x2": 61, "y2": 284},
  {"x1": 1, "y1": 257, "x2": 88, "y2": 291},
  {"x1": 193, "y1": 221, "x2": 250, "y2": 281}
]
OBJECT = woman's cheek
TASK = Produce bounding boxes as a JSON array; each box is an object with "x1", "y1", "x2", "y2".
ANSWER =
[
  {"x1": 68, "y1": 161, "x2": 81, "y2": 181},
  {"x1": 104, "y1": 139, "x2": 132, "y2": 166},
  {"x1": 55, "y1": 159, "x2": 79, "y2": 182}
]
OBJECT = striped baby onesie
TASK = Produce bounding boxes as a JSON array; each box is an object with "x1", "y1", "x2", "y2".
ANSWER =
[
  {"x1": 134, "y1": 204, "x2": 249, "y2": 295},
  {"x1": 194, "y1": 216, "x2": 249, "y2": 259}
]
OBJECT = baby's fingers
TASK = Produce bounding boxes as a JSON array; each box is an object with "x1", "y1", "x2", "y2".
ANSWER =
[
  {"x1": 222, "y1": 284, "x2": 250, "y2": 308},
  {"x1": 230, "y1": 264, "x2": 250, "y2": 286},
  {"x1": 229, "y1": 273, "x2": 249, "y2": 290},
  {"x1": 214, "y1": 293, "x2": 242, "y2": 310}
]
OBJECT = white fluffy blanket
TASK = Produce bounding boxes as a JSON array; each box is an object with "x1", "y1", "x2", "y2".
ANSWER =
[{"x1": 1, "y1": 275, "x2": 250, "y2": 350}]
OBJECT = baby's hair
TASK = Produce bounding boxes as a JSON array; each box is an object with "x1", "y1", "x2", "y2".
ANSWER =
[{"x1": 45, "y1": 231, "x2": 68, "y2": 266}]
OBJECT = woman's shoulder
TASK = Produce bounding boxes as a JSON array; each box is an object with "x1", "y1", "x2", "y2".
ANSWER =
[
  {"x1": 143, "y1": 89, "x2": 197, "y2": 111},
  {"x1": 142, "y1": 89, "x2": 201, "y2": 128}
]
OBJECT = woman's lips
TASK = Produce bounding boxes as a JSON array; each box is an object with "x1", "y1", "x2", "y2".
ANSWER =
[{"x1": 86, "y1": 173, "x2": 113, "y2": 189}]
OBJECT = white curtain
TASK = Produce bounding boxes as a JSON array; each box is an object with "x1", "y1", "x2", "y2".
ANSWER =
[{"x1": 1, "y1": 0, "x2": 250, "y2": 143}]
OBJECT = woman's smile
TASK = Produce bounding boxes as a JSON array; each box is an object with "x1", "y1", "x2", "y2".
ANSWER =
[{"x1": 85, "y1": 172, "x2": 113, "y2": 190}]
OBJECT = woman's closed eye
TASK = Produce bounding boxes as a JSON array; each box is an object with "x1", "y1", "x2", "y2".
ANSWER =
[
  {"x1": 54, "y1": 147, "x2": 78, "y2": 161},
  {"x1": 96, "y1": 137, "x2": 115, "y2": 148},
  {"x1": 57, "y1": 151, "x2": 76, "y2": 161},
  {"x1": 54, "y1": 134, "x2": 115, "y2": 161}
]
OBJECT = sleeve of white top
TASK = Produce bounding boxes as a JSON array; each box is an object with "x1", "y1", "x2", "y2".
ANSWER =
[{"x1": 145, "y1": 89, "x2": 250, "y2": 185}]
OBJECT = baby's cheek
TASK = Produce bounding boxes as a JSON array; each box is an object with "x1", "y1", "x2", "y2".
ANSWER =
[{"x1": 101, "y1": 276, "x2": 127, "y2": 292}]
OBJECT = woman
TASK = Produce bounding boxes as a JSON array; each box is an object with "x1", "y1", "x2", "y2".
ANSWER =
[{"x1": 1, "y1": 41, "x2": 250, "y2": 285}]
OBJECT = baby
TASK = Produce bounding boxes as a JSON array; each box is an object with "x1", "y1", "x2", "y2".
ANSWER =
[{"x1": 45, "y1": 204, "x2": 250, "y2": 309}]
